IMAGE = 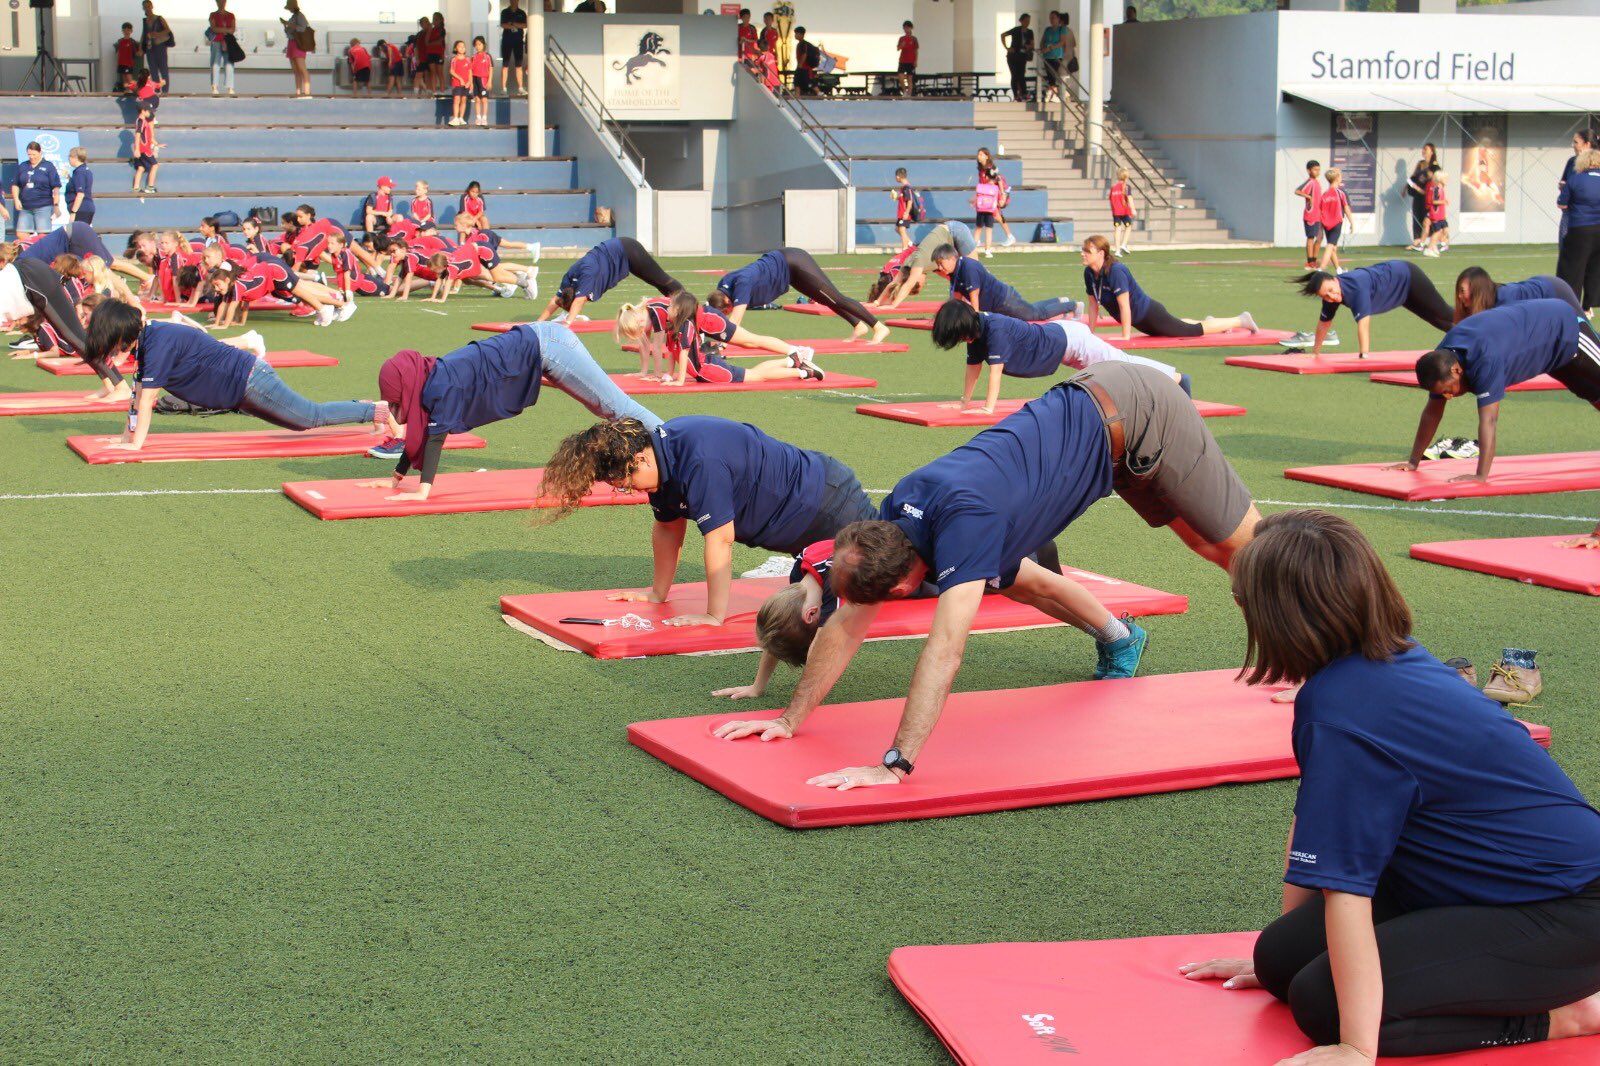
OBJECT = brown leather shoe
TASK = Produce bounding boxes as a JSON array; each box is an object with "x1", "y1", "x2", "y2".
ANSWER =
[
  {"x1": 1483, "y1": 649, "x2": 1541, "y2": 704},
  {"x1": 1443, "y1": 657, "x2": 1477, "y2": 686}
]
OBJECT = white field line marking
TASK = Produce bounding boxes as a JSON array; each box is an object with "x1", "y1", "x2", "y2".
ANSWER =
[
  {"x1": 0, "y1": 488, "x2": 281, "y2": 501},
  {"x1": 418, "y1": 308, "x2": 449, "y2": 316},
  {"x1": 1254, "y1": 498, "x2": 1596, "y2": 523}
]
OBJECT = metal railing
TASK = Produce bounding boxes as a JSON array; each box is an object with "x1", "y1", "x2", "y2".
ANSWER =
[
  {"x1": 1031, "y1": 54, "x2": 1183, "y2": 241},
  {"x1": 546, "y1": 36, "x2": 647, "y2": 180},
  {"x1": 743, "y1": 62, "x2": 853, "y2": 184}
]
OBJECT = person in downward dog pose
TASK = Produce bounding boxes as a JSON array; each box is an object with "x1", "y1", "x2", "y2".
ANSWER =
[
  {"x1": 614, "y1": 292, "x2": 823, "y2": 388},
  {"x1": 363, "y1": 323, "x2": 660, "y2": 503},
  {"x1": 931, "y1": 300, "x2": 1188, "y2": 414},
  {"x1": 1082, "y1": 235, "x2": 1256, "y2": 341},
  {"x1": 712, "y1": 362, "x2": 1263, "y2": 789},
  {"x1": 538, "y1": 416, "x2": 877, "y2": 629},
  {"x1": 1286, "y1": 259, "x2": 1455, "y2": 357},
  {"x1": 1181, "y1": 509, "x2": 1600, "y2": 1061},
  {"x1": 1453, "y1": 267, "x2": 1581, "y2": 322},
  {"x1": 714, "y1": 247, "x2": 888, "y2": 343},
  {"x1": 535, "y1": 236, "x2": 682, "y2": 322},
  {"x1": 873, "y1": 221, "x2": 978, "y2": 310}
]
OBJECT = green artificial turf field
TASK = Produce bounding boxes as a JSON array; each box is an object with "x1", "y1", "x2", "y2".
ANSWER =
[{"x1": 3, "y1": 246, "x2": 1595, "y2": 1062}]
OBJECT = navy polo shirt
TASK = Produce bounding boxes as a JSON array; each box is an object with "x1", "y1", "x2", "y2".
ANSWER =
[
  {"x1": 1496, "y1": 275, "x2": 1577, "y2": 312},
  {"x1": 1563, "y1": 168, "x2": 1600, "y2": 229},
  {"x1": 880, "y1": 384, "x2": 1112, "y2": 592},
  {"x1": 967, "y1": 313, "x2": 1065, "y2": 378},
  {"x1": 1287, "y1": 643, "x2": 1600, "y2": 909},
  {"x1": 646, "y1": 416, "x2": 826, "y2": 549},
  {"x1": 1321, "y1": 260, "x2": 1411, "y2": 323},
  {"x1": 12, "y1": 158, "x2": 60, "y2": 210},
  {"x1": 559, "y1": 237, "x2": 629, "y2": 301},
  {"x1": 420, "y1": 326, "x2": 543, "y2": 435},
  {"x1": 1440, "y1": 299, "x2": 1580, "y2": 406},
  {"x1": 64, "y1": 166, "x2": 94, "y2": 216},
  {"x1": 717, "y1": 250, "x2": 790, "y2": 308},
  {"x1": 21, "y1": 222, "x2": 114, "y2": 266},
  {"x1": 136, "y1": 321, "x2": 256, "y2": 411},
  {"x1": 1084, "y1": 261, "x2": 1151, "y2": 322},
  {"x1": 949, "y1": 257, "x2": 1029, "y2": 317}
]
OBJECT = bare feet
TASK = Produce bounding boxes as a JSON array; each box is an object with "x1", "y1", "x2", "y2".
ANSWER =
[
  {"x1": 849, "y1": 322, "x2": 869, "y2": 341},
  {"x1": 1548, "y1": 991, "x2": 1600, "y2": 1040},
  {"x1": 870, "y1": 321, "x2": 891, "y2": 344}
]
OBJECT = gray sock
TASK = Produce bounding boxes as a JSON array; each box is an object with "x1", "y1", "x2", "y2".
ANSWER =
[{"x1": 1090, "y1": 617, "x2": 1130, "y2": 644}]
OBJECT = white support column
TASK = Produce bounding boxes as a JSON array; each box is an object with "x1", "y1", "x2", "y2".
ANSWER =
[
  {"x1": 1087, "y1": 0, "x2": 1105, "y2": 158},
  {"x1": 528, "y1": 11, "x2": 546, "y2": 159}
]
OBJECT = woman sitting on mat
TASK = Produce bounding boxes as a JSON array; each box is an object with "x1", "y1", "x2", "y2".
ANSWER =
[
  {"x1": 538, "y1": 416, "x2": 876, "y2": 628},
  {"x1": 365, "y1": 322, "x2": 662, "y2": 503},
  {"x1": 0, "y1": 257, "x2": 126, "y2": 403},
  {"x1": 931, "y1": 300, "x2": 1187, "y2": 414},
  {"x1": 83, "y1": 300, "x2": 387, "y2": 452},
  {"x1": 1182, "y1": 508, "x2": 1600, "y2": 1062},
  {"x1": 534, "y1": 236, "x2": 683, "y2": 323},
  {"x1": 615, "y1": 291, "x2": 824, "y2": 388},
  {"x1": 715, "y1": 247, "x2": 889, "y2": 343},
  {"x1": 1454, "y1": 267, "x2": 1582, "y2": 322},
  {"x1": 1289, "y1": 259, "x2": 1455, "y2": 358},
  {"x1": 1081, "y1": 235, "x2": 1257, "y2": 341},
  {"x1": 933, "y1": 244, "x2": 1077, "y2": 322}
]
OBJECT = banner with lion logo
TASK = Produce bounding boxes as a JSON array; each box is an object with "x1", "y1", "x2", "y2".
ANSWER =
[{"x1": 603, "y1": 25, "x2": 680, "y2": 110}]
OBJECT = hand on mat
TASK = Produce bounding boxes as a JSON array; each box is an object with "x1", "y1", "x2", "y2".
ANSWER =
[
  {"x1": 357, "y1": 478, "x2": 400, "y2": 489},
  {"x1": 1381, "y1": 461, "x2": 1419, "y2": 472},
  {"x1": 102, "y1": 441, "x2": 142, "y2": 452},
  {"x1": 386, "y1": 491, "x2": 430, "y2": 503},
  {"x1": 608, "y1": 590, "x2": 665, "y2": 605},
  {"x1": 1274, "y1": 1044, "x2": 1375, "y2": 1066},
  {"x1": 663, "y1": 613, "x2": 721, "y2": 627},
  {"x1": 1560, "y1": 533, "x2": 1600, "y2": 549},
  {"x1": 1177, "y1": 958, "x2": 1259, "y2": 990},
  {"x1": 806, "y1": 765, "x2": 899, "y2": 791},
  {"x1": 710, "y1": 684, "x2": 766, "y2": 701},
  {"x1": 711, "y1": 718, "x2": 792, "y2": 741},
  {"x1": 1447, "y1": 473, "x2": 1489, "y2": 484}
]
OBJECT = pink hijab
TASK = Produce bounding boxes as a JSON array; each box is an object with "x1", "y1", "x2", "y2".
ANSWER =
[{"x1": 377, "y1": 349, "x2": 437, "y2": 466}]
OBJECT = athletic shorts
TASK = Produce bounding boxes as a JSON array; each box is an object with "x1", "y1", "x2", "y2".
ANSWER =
[
  {"x1": 389, "y1": 62, "x2": 406, "y2": 78},
  {"x1": 452, "y1": 85, "x2": 468, "y2": 97},
  {"x1": 1068, "y1": 361, "x2": 1252, "y2": 545},
  {"x1": 472, "y1": 76, "x2": 489, "y2": 98},
  {"x1": 690, "y1": 354, "x2": 743, "y2": 386},
  {"x1": 1322, "y1": 222, "x2": 1343, "y2": 246},
  {"x1": 427, "y1": 54, "x2": 444, "y2": 67},
  {"x1": 975, "y1": 211, "x2": 996, "y2": 228},
  {"x1": 353, "y1": 68, "x2": 370, "y2": 84},
  {"x1": 117, "y1": 64, "x2": 134, "y2": 80},
  {"x1": 1551, "y1": 319, "x2": 1600, "y2": 406},
  {"x1": 1430, "y1": 219, "x2": 1449, "y2": 234},
  {"x1": 133, "y1": 154, "x2": 157, "y2": 170},
  {"x1": 502, "y1": 37, "x2": 526, "y2": 67},
  {"x1": 897, "y1": 62, "x2": 916, "y2": 74},
  {"x1": 1112, "y1": 213, "x2": 1133, "y2": 226},
  {"x1": 1303, "y1": 220, "x2": 1322, "y2": 239}
]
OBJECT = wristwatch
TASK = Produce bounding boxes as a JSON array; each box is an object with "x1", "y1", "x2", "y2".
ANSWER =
[{"x1": 883, "y1": 748, "x2": 914, "y2": 777}]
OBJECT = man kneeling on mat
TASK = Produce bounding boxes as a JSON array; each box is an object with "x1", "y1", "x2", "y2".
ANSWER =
[{"x1": 713, "y1": 362, "x2": 1262, "y2": 790}]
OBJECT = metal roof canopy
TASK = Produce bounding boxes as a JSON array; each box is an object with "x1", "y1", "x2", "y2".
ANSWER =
[{"x1": 1283, "y1": 84, "x2": 1600, "y2": 112}]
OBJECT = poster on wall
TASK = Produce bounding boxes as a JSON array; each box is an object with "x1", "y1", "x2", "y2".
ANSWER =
[
  {"x1": 1329, "y1": 111, "x2": 1378, "y2": 235},
  {"x1": 1458, "y1": 113, "x2": 1508, "y2": 234},
  {"x1": 603, "y1": 25, "x2": 681, "y2": 111}
]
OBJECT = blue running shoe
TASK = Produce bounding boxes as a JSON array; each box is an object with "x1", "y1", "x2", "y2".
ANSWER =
[
  {"x1": 1095, "y1": 620, "x2": 1148, "y2": 680},
  {"x1": 367, "y1": 437, "x2": 404, "y2": 460}
]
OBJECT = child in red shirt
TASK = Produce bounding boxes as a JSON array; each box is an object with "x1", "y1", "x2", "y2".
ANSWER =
[
  {"x1": 896, "y1": 21, "x2": 918, "y2": 97},
  {"x1": 1423, "y1": 169, "x2": 1451, "y2": 258},
  {"x1": 470, "y1": 36, "x2": 493, "y2": 127},
  {"x1": 410, "y1": 180, "x2": 434, "y2": 226},
  {"x1": 1317, "y1": 166, "x2": 1353, "y2": 273},
  {"x1": 347, "y1": 38, "x2": 372, "y2": 96},
  {"x1": 760, "y1": 12, "x2": 778, "y2": 54},
  {"x1": 1108, "y1": 168, "x2": 1135, "y2": 256},
  {"x1": 1296, "y1": 159, "x2": 1324, "y2": 269},
  {"x1": 133, "y1": 71, "x2": 160, "y2": 113},
  {"x1": 132, "y1": 104, "x2": 162, "y2": 195},
  {"x1": 114, "y1": 23, "x2": 140, "y2": 90},
  {"x1": 448, "y1": 41, "x2": 472, "y2": 126}
]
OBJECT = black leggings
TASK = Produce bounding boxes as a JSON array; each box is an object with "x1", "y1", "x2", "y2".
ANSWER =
[
  {"x1": 1557, "y1": 222, "x2": 1600, "y2": 311},
  {"x1": 1550, "y1": 319, "x2": 1600, "y2": 406},
  {"x1": 1254, "y1": 881, "x2": 1600, "y2": 1056},
  {"x1": 1400, "y1": 260, "x2": 1456, "y2": 331},
  {"x1": 619, "y1": 236, "x2": 684, "y2": 297},
  {"x1": 1409, "y1": 195, "x2": 1428, "y2": 243},
  {"x1": 782, "y1": 247, "x2": 879, "y2": 329},
  {"x1": 16, "y1": 258, "x2": 109, "y2": 383},
  {"x1": 1133, "y1": 298, "x2": 1203, "y2": 338}
]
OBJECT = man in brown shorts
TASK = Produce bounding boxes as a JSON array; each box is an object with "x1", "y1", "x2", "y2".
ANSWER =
[
  {"x1": 711, "y1": 362, "x2": 1261, "y2": 790},
  {"x1": 873, "y1": 220, "x2": 977, "y2": 310}
]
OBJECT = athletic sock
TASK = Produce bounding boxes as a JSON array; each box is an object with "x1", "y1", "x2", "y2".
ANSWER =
[{"x1": 1090, "y1": 617, "x2": 1131, "y2": 644}]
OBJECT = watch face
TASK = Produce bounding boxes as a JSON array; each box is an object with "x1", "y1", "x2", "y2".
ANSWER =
[{"x1": 883, "y1": 748, "x2": 902, "y2": 768}]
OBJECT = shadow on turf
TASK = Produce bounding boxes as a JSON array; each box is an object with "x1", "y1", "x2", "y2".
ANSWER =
[{"x1": 389, "y1": 548, "x2": 652, "y2": 591}]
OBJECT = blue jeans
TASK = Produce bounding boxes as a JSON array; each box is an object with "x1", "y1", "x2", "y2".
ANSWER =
[
  {"x1": 237, "y1": 360, "x2": 375, "y2": 430},
  {"x1": 15, "y1": 206, "x2": 54, "y2": 234},
  {"x1": 527, "y1": 322, "x2": 662, "y2": 430},
  {"x1": 946, "y1": 220, "x2": 976, "y2": 257},
  {"x1": 210, "y1": 40, "x2": 235, "y2": 90}
]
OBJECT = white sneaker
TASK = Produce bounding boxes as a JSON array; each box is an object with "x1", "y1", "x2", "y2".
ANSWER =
[
  {"x1": 571, "y1": 313, "x2": 590, "y2": 322},
  {"x1": 551, "y1": 309, "x2": 568, "y2": 323},
  {"x1": 1238, "y1": 310, "x2": 1258, "y2": 333},
  {"x1": 741, "y1": 555, "x2": 796, "y2": 579},
  {"x1": 1003, "y1": 234, "x2": 1017, "y2": 246},
  {"x1": 522, "y1": 266, "x2": 540, "y2": 300},
  {"x1": 493, "y1": 282, "x2": 517, "y2": 298},
  {"x1": 788, "y1": 346, "x2": 823, "y2": 379},
  {"x1": 315, "y1": 305, "x2": 336, "y2": 326},
  {"x1": 1279, "y1": 331, "x2": 1314, "y2": 348},
  {"x1": 527, "y1": 242, "x2": 542, "y2": 264},
  {"x1": 337, "y1": 300, "x2": 358, "y2": 322},
  {"x1": 1423, "y1": 247, "x2": 1441, "y2": 258},
  {"x1": 982, "y1": 249, "x2": 994, "y2": 259}
]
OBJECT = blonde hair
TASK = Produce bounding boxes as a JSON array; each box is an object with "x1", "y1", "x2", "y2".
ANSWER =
[
  {"x1": 1325, "y1": 167, "x2": 1342, "y2": 183},
  {"x1": 614, "y1": 301, "x2": 650, "y2": 343},
  {"x1": 0, "y1": 243, "x2": 16, "y2": 266},
  {"x1": 1116, "y1": 168, "x2": 1128, "y2": 182},
  {"x1": 1577, "y1": 148, "x2": 1600, "y2": 172},
  {"x1": 755, "y1": 584, "x2": 817, "y2": 668},
  {"x1": 416, "y1": 180, "x2": 430, "y2": 192},
  {"x1": 162, "y1": 229, "x2": 187, "y2": 252},
  {"x1": 68, "y1": 147, "x2": 87, "y2": 165},
  {"x1": 1430, "y1": 170, "x2": 1448, "y2": 183}
]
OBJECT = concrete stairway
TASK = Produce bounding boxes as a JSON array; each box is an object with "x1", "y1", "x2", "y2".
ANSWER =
[{"x1": 973, "y1": 100, "x2": 1241, "y2": 246}]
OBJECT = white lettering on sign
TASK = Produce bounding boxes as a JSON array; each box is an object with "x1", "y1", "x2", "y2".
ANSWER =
[{"x1": 1309, "y1": 50, "x2": 1515, "y2": 83}]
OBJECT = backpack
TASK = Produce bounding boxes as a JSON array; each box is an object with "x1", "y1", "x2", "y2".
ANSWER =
[
  {"x1": 249, "y1": 206, "x2": 279, "y2": 225},
  {"x1": 994, "y1": 173, "x2": 1011, "y2": 210},
  {"x1": 908, "y1": 188, "x2": 926, "y2": 222},
  {"x1": 213, "y1": 209, "x2": 241, "y2": 228},
  {"x1": 1034, "y1": 220, "x2": 1057, "y2": 243},
  {"x1": 973, "y1": 181, "x2": 1000, "y2": 213}
]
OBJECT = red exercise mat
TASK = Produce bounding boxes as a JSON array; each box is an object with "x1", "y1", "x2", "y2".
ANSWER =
[
  {"x1": 889, "y1": 923, "x2": 1573, "y2": 1066},
  {"x1": 608, "y1": 373, "x2": 878, "y2": 395},
  {"x1": 1372, "y1": 370, "x2": 1564, "y2": 391},
  {"x1": 632, "y1": 671, "x2": 1298, "y2": 828},
  {"x1": 501, "y1": 567, "x2": 1186, "y2": 659},
  {"x1": 1109, "y1": 328, "x2": 1294, "y2": 350},
  {"x1": 141, "y1": 298, "x2": 299, "y2": 314},
  {"x1": 784, "y1": 300, "x2": 944, "y2": 316},
  {"x1": 1411, "y1": 535, "x2": 1600, "y2": 596},
  {"x1": 69, "y1": 428, "x2": 486, "y2": 464},
  {"x1": 1225, "y1": 350, "x2": 1424, "y2": 374},
  {"x1": 621, "y1": 340, "x2": 909, "y2": 357},
  {"x1": 857, "y1": 397, "x2": 1246, "y2": 427},
  {"x1": 471, "y1": 319, "x2": 615, "y2": 334},
  {"x1": 1284, "y1": 451, "x2": 1600, "y2": 501},
  {"x1": 885, "y1": 315, "x2": 1120, "y2": 331},
  {"x1": 0, "y1": 391, "x2": 127, "y2": 417},
  {"x1": 38, "y1": 349, "x2": 338, "y2": 376},
  {"x1": 284, "y1": 468, "x2": 646, "y2": 519}
]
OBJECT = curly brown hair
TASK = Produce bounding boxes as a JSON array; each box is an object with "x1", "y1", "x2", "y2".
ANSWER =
[{"x1": 535, "y1": 418, "x2": 655, "y2": 524}]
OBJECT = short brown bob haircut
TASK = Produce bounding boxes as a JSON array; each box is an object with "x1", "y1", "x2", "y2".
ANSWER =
[
  {"x1": 1232, "y1": 509, "x2": 1413, "y2": 686},
  {"x1": 831, "y1": 520, "x2": 920, "y2": 605},
  {"x1": 756, "y1": 583, "x2": 815, "y2": 667}
]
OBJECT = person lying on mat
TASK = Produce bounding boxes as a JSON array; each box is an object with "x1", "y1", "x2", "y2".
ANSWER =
[
  {"x1": 83, "y1": 300, "x2": 387, "y2": 452},
  {"x1": 1388, "y1": 299, "x2": 1600, "y2": 485},
  {"x1": 875, "y1": 221, "x2": 976, "y2": 311},
  {"x1": 933, "y1": 245, "x2": 1078, "y2": 322},
  {"x1": 714, "y1": 248, "x2": 889, "y2": 343},
  {"x1": 1082, "y1": 235, "x2": 1257, "y2": 342},
  {"x1": 1454, "y1": 267, "x2": 1582, "y2": 322},
  {"x1": 865, "y1": 245, "x2": 918, "y2": 306},
  {"x1": 364, "y1": 323, "x2": 662, "y2": 502},
  {"x1": 1290, "y1": 259, "x2": 1455, "y2": 358},
  {"x1": 615, "y1": 291, "x2": 824, "y2": 388},
  {"x1": 930, "y1": 299, "x2": 1188, "y2": 415},
  {"x1": 0, "y1": 257, "x2": 125, "y2": 403},
  {"x1": 713, "y1": 363, "x2": 1263, "y2": 788},
  {"x1": 534, "y1": 236, "x2": 683, "y2": 323},
  {"x1": 539, "y1": 416, "x2": 875, "y2": 628},
  {"x1": 1181, "y1": 509, "x2": 1600, "y2": 1064}
]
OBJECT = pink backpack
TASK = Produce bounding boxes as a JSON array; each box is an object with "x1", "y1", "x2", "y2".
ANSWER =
[{"x1": 973, "y1": 181, "x2": 1000, "y2": 213}]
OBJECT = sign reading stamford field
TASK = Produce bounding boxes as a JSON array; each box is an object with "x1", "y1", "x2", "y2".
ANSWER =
[
  {"x1": 1277, "y1": 11, "x2": 1600, "y2": 90},
  {"x1": 603, "y1": 25, "x2": 681, "y2": 111}
]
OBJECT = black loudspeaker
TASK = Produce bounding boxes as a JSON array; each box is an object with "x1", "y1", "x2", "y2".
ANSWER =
[{"x1": 30, "y1": 0, "x2": 55, "y2": 10}]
